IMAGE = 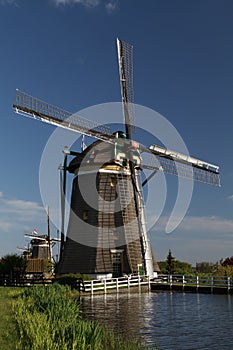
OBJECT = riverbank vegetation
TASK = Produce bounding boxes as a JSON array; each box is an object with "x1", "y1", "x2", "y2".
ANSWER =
[
  {"x1": 0, "y1": 285, "x2": 149, "y2": 350},
  {"x1": 158, "y1": 250, "x2": 193, "y2": 275},
  {"x1": 158, "y1": 250, "x2": 233, "y2": 277},
  {"x1": 0, "y1": 287, "x2": 18, "y2": 349}
]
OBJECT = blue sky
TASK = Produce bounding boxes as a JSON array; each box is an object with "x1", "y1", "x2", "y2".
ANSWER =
[{"x1": 0, "y1": 0, "x2": 233, "y2": 265}]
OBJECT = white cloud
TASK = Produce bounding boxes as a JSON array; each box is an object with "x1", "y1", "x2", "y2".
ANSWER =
[
  {"x1": 0, "y1": 0, "x2": 17, "y2": 5},
  {"x1": 228, "y1": 195, "x2": 233, "y2": 201},
  {"x1": 52, "y1": 0, "x2": 100, "y2": 7},
  {"x1": 150, "y1": 215, "x2": 233, "y2": 235},
  {"x1": 5, "y1": 199, "x2": 43, "y2": 212},
  {"x1": 149, "y1": 215, "x2": 233, "y2": 264},
  {"x1": 0, "y1": 195, "x2": 47, "y2": 256},
  {"x1": 105, "y1": 1, "x2": 118, "y2": 13},
  {"x1": 0, "y1": 221, "x2": 14, "y2": 232},
  {"x1": 0, "y1": 195, "x2": 45, "y2": 223},
  {"x1": 0, "y1": 192, "x2": 3, "y2": 198},
  {"x1": 180, "y1": 216, "x2": 233, "y2": 233},
  {"x1": 52, "y1": 0, "x2": 118, "y2": 12}
]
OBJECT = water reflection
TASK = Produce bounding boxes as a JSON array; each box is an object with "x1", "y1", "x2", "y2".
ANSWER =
[
  {"x1": 80, "y1": 292, "x2": 154, "y2": 339},
  {"x1": 80, "y1": 292, "x2": 233, "y2": 350}
]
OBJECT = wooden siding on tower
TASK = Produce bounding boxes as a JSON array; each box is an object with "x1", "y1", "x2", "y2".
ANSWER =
[{"x1": 57, "y1": 139, "x2": 159, "y2": 276}]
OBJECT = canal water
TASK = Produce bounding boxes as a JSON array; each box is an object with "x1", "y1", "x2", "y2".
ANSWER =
[{"x1": 80, "y1": 291, "x2": 233, "y2": 349}]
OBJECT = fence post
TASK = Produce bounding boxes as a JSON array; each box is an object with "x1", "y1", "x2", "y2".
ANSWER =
[
  {"x1": 128, "y1": 276, "x2": 130, "y2": 290},
  {"x1": 196, "y1": 275, "x2": 199, "y2": 292},
  {"x1": 182, "y1": 275, "x2": 185, "y2": 291},
  {"x1": 138, "y1": 275, "x2": 141, "y2": 291},
  {"x1": 91, "y1": 280, "x2": 94, "y2": 295},
  {"x1": 169, "y1": 275, "x2": 172, "y2": 290},
  {"x1": 211, "y1": 276, "x2": 214, "y2": 293},
  {"x1": 116, "y1": 278, "x2": 119, "y2": 293},
  {"x1": 227, "y1": 277, "x2": 230, "y2": 293},
  {"x1": 104, "y1": 279, "x2": 107, "y2": 294}
]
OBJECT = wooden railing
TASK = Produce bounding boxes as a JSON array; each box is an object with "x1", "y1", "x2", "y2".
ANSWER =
[
  {"x1": 83, "y1": 275, "x2": 150, "y2": 294},
  {"x1": 0, "y1": 276, "x2": 53, "y2": 287},
  {"x1": 152, "y1": 275, "x2": 233, "y2": 293},
  {"x1": 3, "y1": 274, "x2": 232, "y2": 294},
  {"x1": 0, "y1": 275, "x2": 150, "y2": 293}
]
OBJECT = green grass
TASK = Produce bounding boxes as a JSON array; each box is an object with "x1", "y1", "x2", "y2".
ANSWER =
[
  {"x1": 0, "y1": 284, "x2": 150, "y2": 350},
  {"x1": 0, "y1": 287, "x2": 20, "y2": 350}
]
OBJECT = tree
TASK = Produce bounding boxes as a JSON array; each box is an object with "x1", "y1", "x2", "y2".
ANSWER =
[
  {"x1": 215, "y1": 256, "x2": 233, "y2": 277},
  {"x1": 220, "y1": 256, "x2": 233, "y2": 267},
  {"x1": 158, "y1": 252, "x2": 194, "y2": 275},
  {"x1": 157, "y1": 261, "x2": 167, "y2": 274},
  {"x1": 196, "y1": 262, "x2": 216, "y2": 274},
  {"x1": 166, "y1": 249, "x2": 175, "y2": 275},
  {"x1": 0, "y1": 254, "x2": 27, "y2": 283},
  {"x1": 216, "y1": 265, "x2": 233, "y2": 277},
  {"x1": 174, "y1": 260, "x2": 193, "y2": 275}
]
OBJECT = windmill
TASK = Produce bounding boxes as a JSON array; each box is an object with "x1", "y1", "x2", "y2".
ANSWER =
[
  {"x1": 20, "y1": 210, "x2": 61, "y2": 262},
  {"x1": 13, "y1": 39, "x2": 220, "y2": 279}
]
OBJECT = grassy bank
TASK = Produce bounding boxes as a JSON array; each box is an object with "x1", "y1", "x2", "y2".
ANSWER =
[
  {"x1": 0, "y1": 287, "x2": 19, "y2": 350},
  {"x1": 0, "y1": 285, "x2": 149, "y2": 350}
]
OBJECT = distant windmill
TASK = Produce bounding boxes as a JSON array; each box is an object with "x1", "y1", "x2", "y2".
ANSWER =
[
  {"x1": 13, "y1": 39, "x2": 220, "y2": 278},
  {"x1": 21, "y1": 209, "x2": 60, "y2": 262},
  {"x1": 17, "y1": 245, "x2": 31, "y2": 259}
]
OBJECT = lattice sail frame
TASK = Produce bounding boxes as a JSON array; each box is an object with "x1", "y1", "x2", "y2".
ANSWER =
[
  {"x1": 13, "y1": 89, "x2": 112, "y2": 142},
  {"x1": 156, "y1": 157, "x2": 220, "y2": 186},
  {"x1": 117, "y1": 38, "x2": 135, "y2": 133},
  {"x1": 148, "y1": 145, "x2": 220, "y2": 186}
]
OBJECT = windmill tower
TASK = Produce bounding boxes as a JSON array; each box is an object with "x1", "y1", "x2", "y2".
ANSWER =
[
  {"x1": 13, "y1": 39, "x2": 220, "y2": 279},
  {"x1": 57, "y1": 136, "x2": 159, "y2": 278}
]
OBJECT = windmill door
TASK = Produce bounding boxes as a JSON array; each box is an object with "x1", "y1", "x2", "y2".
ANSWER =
[{"x1": 111, "y1": 250, "x2": 123, "y2": 278}]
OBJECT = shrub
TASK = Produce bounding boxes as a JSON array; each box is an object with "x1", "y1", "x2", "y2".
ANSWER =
[{"x1": 54, "y1": 273, "x2": 91, "y2": 290}]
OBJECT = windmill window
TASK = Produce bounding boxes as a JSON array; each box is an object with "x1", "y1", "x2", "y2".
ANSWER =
[
  {"x1": 122, "y1": 158, "x2": 127, "y2": 167},
  {"x1": 82, "y1": 210, "x2": 89, "y2": 222},
  {"x1": 110, "y1": 177, "x2": 117, "y2": 187},
  {"x1": 112, "y1": 253, "x2": 121, "y2": 263}
]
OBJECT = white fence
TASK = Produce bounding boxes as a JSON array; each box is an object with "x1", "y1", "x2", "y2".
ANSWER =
[
  {"x1": 152, "y1": 274, "x2": 233, "y2": 293},
  {"x1": 83, "y1": 275, "x2": 150, "y2": 294}
]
